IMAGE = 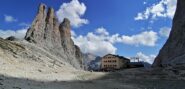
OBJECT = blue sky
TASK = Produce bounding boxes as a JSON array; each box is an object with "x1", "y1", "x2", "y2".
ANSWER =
[{"x1": 0, "y1": 0, "x2": 177, "y2": 63}]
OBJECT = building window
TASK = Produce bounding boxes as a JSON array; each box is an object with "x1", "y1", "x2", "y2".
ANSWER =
[{"x1": 104, "y1": 65, "x2": 107, "y2": 67}]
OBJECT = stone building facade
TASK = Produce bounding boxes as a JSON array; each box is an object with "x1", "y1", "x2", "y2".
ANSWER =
[{"x1": 101, "y1": 54, "x2": 130, "y2": 70}]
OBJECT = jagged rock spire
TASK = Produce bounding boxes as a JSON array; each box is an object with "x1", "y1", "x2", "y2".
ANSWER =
[
  {"x1": 60, "y1": 18, "x2": 71, "y2": 39},
  {"x1": 24, "y1": 3, "x2": 83, "y2": 69},
  {"x1": 25, "y1": 3, "x2": 47, "y2": 44}
]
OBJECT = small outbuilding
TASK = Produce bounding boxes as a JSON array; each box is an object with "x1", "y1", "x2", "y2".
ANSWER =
[{"x1": 128, "y1": 62, "x2": 144, "y2": 68}]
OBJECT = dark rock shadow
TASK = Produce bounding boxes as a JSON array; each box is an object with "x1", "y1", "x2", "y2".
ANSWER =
[{"x1": 0, "y1": 69, "x2": 185, "y2": 89}]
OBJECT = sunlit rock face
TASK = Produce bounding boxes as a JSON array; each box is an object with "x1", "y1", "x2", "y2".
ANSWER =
[
  {"x1": 153, "y1": 0, "x2": 185, "y2": 67},
  {"x1": 25, "y1": 3, "x2": 83, "y2": 69}
]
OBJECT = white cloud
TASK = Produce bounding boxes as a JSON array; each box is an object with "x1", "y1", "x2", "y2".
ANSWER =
[
  {"x1": 72, "y1": 30, "x2": 117, "y2": 56},
  {"x1": 72, "y1": 27, "x2": 159, "y2": 56},
  {"x1": 135, "y1": 0, "x2": 177, "y2": 20},
  {"x1": 108, "y1": 34, "x2": 122, "y2": 43},
  {"x1": 165, "y1": 0, "x2": 177, "y2": 19},
  {"x1": 136, "y1": 52, "x2": 156, "y2": 64},
  {"x1": 95, "y1": 27, "x2": 109, "y2": 36},
  {"x1": 159, "y1": 27, "x2": 171, "y2": 37},
  {"x1": 121, "y1": 31, "x2": 158, "y2": 46},
  {"x1": 143, "y1": 1, "x2": 147, "y2": 5},
  {"x1": 19, "y1": 22, "x2": 30, "y2": 27},
  {"x1": 4, "y1": 15, "x2": 17, "y2": 23},
  {"x1": 56, "y1": 0, "x2": 88, "y2": 27},
  {"x1": 0, "y1": 28, "x2": 28, "y2": 39}
]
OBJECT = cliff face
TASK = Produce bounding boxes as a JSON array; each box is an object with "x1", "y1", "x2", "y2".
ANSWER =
[
  {"x1": 25, "y1": 3, "x2": 83, "y2": 69},
  {"x1": 153, "y1": 0, "x2": 185, "y2": 67}
]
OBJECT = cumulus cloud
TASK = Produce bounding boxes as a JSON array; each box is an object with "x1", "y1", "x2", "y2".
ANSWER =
[
  {"x1": 159, "y1": 27, "x2": 171, "y2": 37},
  {"x1": 0, "y1": 28, "x2": 28, "y2": 39},
  {"x1": 95, "y1": 27, "x2": 109, "y2": 36},
  {"x1": 135, "y1": 0, "x2": 177, "y2": 20},
  {"x1": 136, "y1": 52, "x2": 156, "y2": 64},
  {"x1": 121, "y1": 31, "x2": 158, "y2": 46},
  {"x1": 4, "y1": 15, "x2": 17, "y2": 23},
  {"x1": 72, "y1": 27, "x2": 159, "y2": 56},
  {"x1": 56, "y1": 0, "x2": 88, "y2": 27},
  {"x1": 72, "y1": 30, "x2": 117, "y2": 56}
]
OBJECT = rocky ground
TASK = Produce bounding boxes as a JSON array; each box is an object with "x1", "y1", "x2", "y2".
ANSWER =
[
  {"x1": 0, "y1": 39, "x2": 185, "y2": 89},
  {"x1": 0, "y1": 67, "x2": 185, "y2": 89}
]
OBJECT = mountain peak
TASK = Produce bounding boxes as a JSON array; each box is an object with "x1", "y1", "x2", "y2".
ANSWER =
[
  {"x1": 24, "y1": 3, "x2": 83, "y2": 69},
  {"x1": 38, "y1": 3, "x2": 47, "y2": 18},
  {"x1": 59, "y1": 18, "x2": 71, "y2": 38}
]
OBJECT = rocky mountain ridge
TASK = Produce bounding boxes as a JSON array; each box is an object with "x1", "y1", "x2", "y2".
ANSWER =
[
  {"x1": 153, "y1": 0, "x2": 185, "y2": 67},
  {"x1": 25, "y1": 3, "x2": 83, "y2": 69},
  {"x1": 0, "y1": 3, "x2": 83, "y2": 69}
]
